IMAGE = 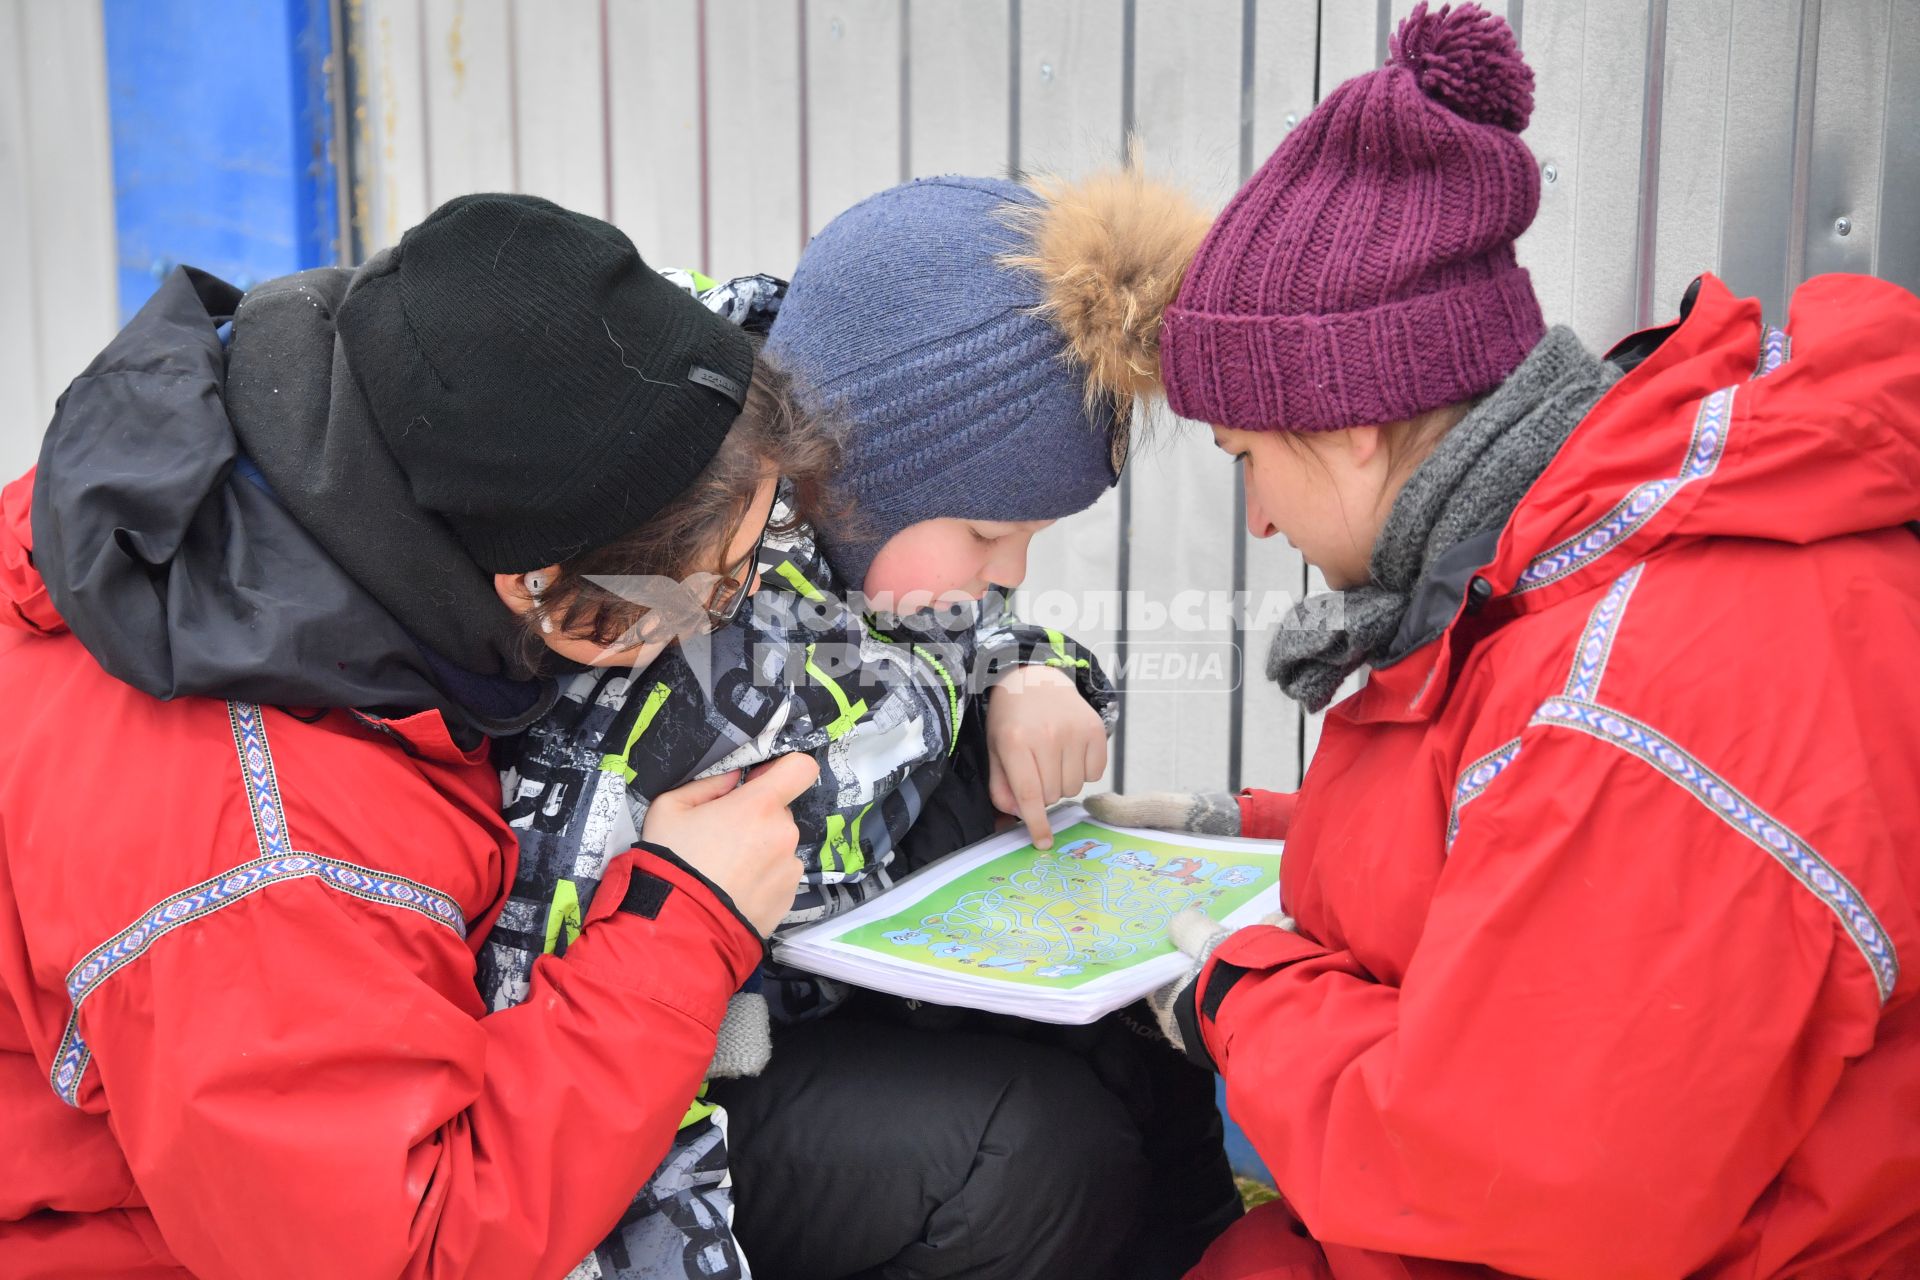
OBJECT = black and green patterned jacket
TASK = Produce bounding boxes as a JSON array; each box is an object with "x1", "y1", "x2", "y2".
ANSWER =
[{"x1": 476, "y1": 273, "x2": 1114, "y2": 1008}]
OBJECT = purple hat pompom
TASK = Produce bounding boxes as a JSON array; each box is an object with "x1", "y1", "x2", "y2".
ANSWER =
[{"x1": 1388, "y1": 2, "x2": 1534, "y2": 132}]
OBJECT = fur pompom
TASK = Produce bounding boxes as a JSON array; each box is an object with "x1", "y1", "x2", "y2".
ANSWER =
[
  {"x1": 999, "y1": 155, "x2": 1213, "y2": 466},
  {"x1": 1388, "y1": 2, "x2": 1534, "y2": 132}
]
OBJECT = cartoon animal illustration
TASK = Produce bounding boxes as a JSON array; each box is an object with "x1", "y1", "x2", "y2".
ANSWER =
[
  {"x1": 1034, "y1": 964, "x2": 1083, "y2": 978},
  {"x1": 884, "y1": 929, "x2": 932, "y2": 946},
  {"x1": 1210, "y1": 864, "x2": 1261, "y2": 888},
  {"x1": 1104, "y1": 849, "x2": 1158, "y2": 872},
  {"x1": 1154, "y1": 856, "x2": 1216, "y2": 886},
  {"x1": 930, "y1": 942, "x2": 981, "y2": 959},
  {"x1": 1057, "y1": 838, "x2": 1110, "y2": 860}
]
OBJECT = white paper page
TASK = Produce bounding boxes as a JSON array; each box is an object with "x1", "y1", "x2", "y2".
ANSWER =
[{"x1": 774, "y1": 805, "x2": 1284, "y2": 1023}]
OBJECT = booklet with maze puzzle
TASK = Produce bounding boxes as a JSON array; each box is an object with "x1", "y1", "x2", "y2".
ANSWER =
[{"x1": 773, "y1": 804, "x2": 1284, "y2": 1024}]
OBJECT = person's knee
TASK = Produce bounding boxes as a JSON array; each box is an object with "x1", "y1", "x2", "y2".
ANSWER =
[
  {"x1": 981, "y1": 1049, "x2": 1147, "y2": 1186},
  {"x1": 915, "y1": 1045, "x2": 1149, "y2": 1278},
  {"x1": 715, "y1": 1021, "x2": 1155, "y2": 1279}
]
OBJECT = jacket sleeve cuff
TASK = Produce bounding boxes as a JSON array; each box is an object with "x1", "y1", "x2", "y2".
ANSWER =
[
  {"x1": 1194, "y1": 924, "x2": 1329, "y2": 1068},
  {"x1": 580, "y1": 844, "x2": 769, "y2": 990},
  {"x1": 1172, "y1": 973, "x2": 1218, "y2": 1073},
  {"x1": 1237, "y1": 788, "x2": 1297, "y2": 840}
]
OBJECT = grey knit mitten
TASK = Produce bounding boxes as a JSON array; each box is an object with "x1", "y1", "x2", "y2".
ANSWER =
[
  {"x1": 1149, "y1": 906, "x2": 1297, "y2": 1056},
  {"x1": 1149, "y1": 908, "x2": 1231, "y2": 1054},
  {"x1": 706, "y1": 990, "x2": 773, "y2": 1079},
  {"x1": 1085, "y1": 790, "x2": 1240, "y2": 835}
]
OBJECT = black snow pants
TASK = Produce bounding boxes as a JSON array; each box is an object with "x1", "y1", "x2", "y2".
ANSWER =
[{"x1": 712, "y1": 709, "x2": 1243, "y2": 1280}]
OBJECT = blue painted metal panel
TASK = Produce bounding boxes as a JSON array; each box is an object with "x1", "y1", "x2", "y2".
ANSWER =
[
  {"x1": 103, "y1": 0, "x2": 340, "y2": 322},
  {"x1": 1217, "y1": 1075, "x2": 1272, "y2": 1183}
]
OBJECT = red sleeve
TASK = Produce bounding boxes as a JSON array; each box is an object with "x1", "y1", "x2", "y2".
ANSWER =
[
  {"x1": 1236, "y1": 788, "x2": 1296, "y2": 840},
  {"x1": 1194, "y1": 729, "x2": 1882, "y2": 1278},
  {"x1": 83, "y1": 844, "x2": 761, "y2": 1280}
]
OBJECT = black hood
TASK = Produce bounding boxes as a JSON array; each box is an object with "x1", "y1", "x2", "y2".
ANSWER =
[{"x1": 30, "y1": 265, "x2": 553, "y2": 736}]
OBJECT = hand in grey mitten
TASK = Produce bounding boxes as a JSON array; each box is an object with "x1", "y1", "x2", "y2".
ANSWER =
[
  {"x1": 1085, "y1": 791, "x2": 1242, "y2": 835},
  {"x1": 706, "y1": 991, "x2": 773, "y2": 1079},
  {"x1": 1149, "y1": 906, "x2": 1296, "y2": 1057}
]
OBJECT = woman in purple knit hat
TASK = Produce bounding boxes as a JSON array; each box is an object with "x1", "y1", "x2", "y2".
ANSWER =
[{"x1": 1093, "y1": 3, "x2": 1920, "y2": 1277}]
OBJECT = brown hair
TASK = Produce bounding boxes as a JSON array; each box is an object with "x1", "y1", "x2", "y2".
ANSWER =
[{"x1": 521, "y1": 344, "x2": 842, "y2": 655}]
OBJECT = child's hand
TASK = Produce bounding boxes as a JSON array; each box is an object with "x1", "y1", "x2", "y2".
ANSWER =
[{"x1": 986, "y1": 665, "x2": 1109, "y2": 849}]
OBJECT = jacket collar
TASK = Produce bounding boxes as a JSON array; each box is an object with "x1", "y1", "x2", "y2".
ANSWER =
[{"x1": 1340, "y1": 273, "x2": 1765, "y2": 726}]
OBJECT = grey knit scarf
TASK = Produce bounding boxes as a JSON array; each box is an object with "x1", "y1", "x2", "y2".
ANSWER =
[{"x1": 1269, "y1": 327, "x2": 1621, "y2": 711}]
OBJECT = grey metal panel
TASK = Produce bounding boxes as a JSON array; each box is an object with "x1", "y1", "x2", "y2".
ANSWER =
[
  {"x1": 607, "y1": 0, "x2": 702, "y2": 266},
  {"x1": 907, "y1": 0, "x2": 1011, "y2": 178},
  {"x1": 1712, "y1": 0, "x2": 1803, "y2": 319},
  {"x1": 14, "y1": 0, "x2": 116, "y2": 477},
  {"x1": 0, "y1": 0, "x2": 41, "y2": 476},
  {"x1": 1517, "y1": 0, "x2": 1655, "y2": 350},
  {"x1": 420, "y1": 0, "x2": 516, "y2": 208},
  {"x1": 1013, "y1": 0, "x2": 1127, "y2": 791},
  {"x1": 1238, "y1": 0, "x2": 1317, "y2": 791},
  {"x1": 1320, "y1": 0, "x2": 1387, "y2": 95},
  {"x1": 1634, "y1": 0, "x2": 1669, "y2": 327},
  {"x1": 1012, "y1": 0, "x2": 1123, "y2": 175},
  {"x1": 1253, "y1": 0, "x2": 1316, "y2": 148},
  {"x1": 1802, "y1": 0, "x2": 1889, "y2": 280},
  {"x1": 1650, "y1": 0, "x2": 1729, "y2": 314},
  {"x1": 347, "y1": 0, "x2": 431, "y2": 253},
  {"x1": 519, "y1": 0, "x2": 614, "y2": 219},
  {"x1": 1514, "y1": 1, "x2": 1584, "y2": 342},
  {"x1": 1122, "y1": 0, "x2": 1243, "y2": 794},
  {"x1": 1876, "y1": 0, "x2": 1920, "y2": 293},
  {"x1": 704, "y1": 0, "x2": 807, "y2": 281},
  {"x1": 805, "y1": 0, "x2": 905, "y2": 235}
]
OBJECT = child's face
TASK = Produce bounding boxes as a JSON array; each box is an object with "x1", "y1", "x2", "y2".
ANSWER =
[{"x1": 862, "y1": 517, "x2": 1055, "y2": 614}]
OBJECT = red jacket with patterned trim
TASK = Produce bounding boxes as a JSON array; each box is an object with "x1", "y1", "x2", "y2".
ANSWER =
[
  {"x1": 0, "y1": 471, "x2": 765, "y2": 1277},
  {"x1": 1194, "y1": 274, "x2": 1920, "y2": 1280}
]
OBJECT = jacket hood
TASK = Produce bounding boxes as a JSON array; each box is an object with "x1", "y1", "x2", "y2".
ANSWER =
[
  {"x1": 15, "y1": 266, "x2": 552, "y2": 734},
  {"x1": 1356, "y1": 271, "x2": 1920, "y2": 722},
  {"x1": 1495, "y1": 272, "x2": 1920, "y2": 598}
]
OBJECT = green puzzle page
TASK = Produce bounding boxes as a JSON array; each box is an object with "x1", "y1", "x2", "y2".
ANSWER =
[{"x1": 834, "y1": 822, "x2": 1280, "y2": 990}]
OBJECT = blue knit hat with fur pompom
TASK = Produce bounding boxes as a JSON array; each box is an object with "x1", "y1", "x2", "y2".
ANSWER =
[{"x1": 768, "y1": 171, "x2": 1210, "y2": 591}]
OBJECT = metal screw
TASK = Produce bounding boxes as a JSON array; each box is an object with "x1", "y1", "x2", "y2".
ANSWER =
[
  {"x1": 829, "y1": 17, "x2": 842, "y2": 38},
  {"x1": 1039, "y1": 61, "x2": 1054, "y2": 83},
  {"x1": 1284, "y1": 112, "x2": 1299, "y2": 129},
  {"x1": 1542, "y1": 163, "x2": 1558, "y2": 185},
  {"x1": 1834, "y1": 216, "x2": 1852, "y2": 237}
]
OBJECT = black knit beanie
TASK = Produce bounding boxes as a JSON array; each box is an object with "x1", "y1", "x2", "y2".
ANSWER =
[{"x1": 336, "y1": 193, "x2": 755, "y2": 573}]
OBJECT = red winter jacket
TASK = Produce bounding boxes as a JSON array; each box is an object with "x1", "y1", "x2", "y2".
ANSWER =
[
  {"x1": 1192, "y1": 275, "x2": 1920, "y2": 1280},
  {"x1": 0, "y1": 469, "x2": 764, "y2": 1276}
]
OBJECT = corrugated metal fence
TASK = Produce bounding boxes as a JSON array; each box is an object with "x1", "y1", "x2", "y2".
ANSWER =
[
  {"x1": 0, "y1": 0, "x2": 116, "y2": 481},
  {"x1": 7, "y1": 0, "x2": 1919, "y2": 795}
]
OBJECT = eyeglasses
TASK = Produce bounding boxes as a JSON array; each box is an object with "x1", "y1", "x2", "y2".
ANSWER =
[{"x1": 704, "y1": 521, "x2": 769, "y2": 627}]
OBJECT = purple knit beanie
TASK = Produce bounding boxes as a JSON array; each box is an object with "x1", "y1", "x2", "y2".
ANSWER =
[{"x1": 1161, "y1": 2, "x2": 1545, "y2": 433}]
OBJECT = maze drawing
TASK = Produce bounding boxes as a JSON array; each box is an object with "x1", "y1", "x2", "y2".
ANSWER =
[{"x1": 842, "y1": 825, "x2": 1274, "y2": 989}]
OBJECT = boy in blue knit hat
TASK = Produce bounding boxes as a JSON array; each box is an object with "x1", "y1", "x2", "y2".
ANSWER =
[{"x1": 477, "y1": 165, "x2": 1217, "y2": 1280}]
